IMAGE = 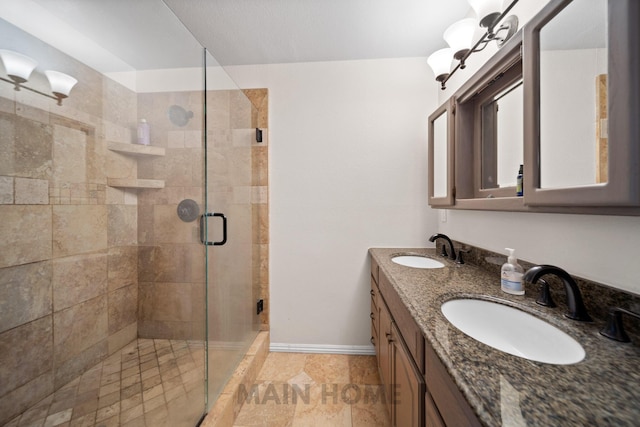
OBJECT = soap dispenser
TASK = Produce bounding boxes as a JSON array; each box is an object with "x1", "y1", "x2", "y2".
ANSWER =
[{"x1": 501, "y1": 248, "x2": 524, "y2": 295}]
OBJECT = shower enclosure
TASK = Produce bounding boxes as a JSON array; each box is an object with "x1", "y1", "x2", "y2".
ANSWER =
[{"x1": 0, "y1": 1, "x2": 262, "y2": 426}]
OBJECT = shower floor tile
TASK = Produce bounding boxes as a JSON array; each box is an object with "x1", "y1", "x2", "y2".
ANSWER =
[
  {"x1": 233, "y1": 353, "x2": 390, "y2": 427},
  {"x1": 6, "y1": 339, "x2": 206, "y2": 427}
]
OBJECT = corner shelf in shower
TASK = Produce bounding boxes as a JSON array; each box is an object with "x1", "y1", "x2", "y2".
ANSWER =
[
  {"x1": 107, "y1": 141, "x2": 166, "y2": 157},
  {"x1": 107, "y1": 178, "x2": 165, "y2": 189},
  {"x1": 107, "y1": 142, "x2": 165, "y2": 189}
]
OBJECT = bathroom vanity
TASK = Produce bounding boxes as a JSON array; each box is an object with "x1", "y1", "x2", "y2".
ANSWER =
[{"x1": 369, "y1": 247, "x2": 640, "y2": 427}]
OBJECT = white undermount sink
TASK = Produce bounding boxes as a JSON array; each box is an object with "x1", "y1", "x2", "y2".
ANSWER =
[
  {"x1": 391, "y1": 255, "x2": 445, "y2": 269},
  {"x1": 441, "y1": 299, "x2": 585, "y2": 365}
]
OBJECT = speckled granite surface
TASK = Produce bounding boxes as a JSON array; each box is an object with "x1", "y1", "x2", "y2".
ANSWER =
[{"x1": 369, "y1": 247, "x2": 640, "y2": 427}]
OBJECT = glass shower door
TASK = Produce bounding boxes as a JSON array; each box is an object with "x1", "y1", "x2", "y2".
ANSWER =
[{"x1": 203, "y1": 50, "x2": 260, "y2": 407}]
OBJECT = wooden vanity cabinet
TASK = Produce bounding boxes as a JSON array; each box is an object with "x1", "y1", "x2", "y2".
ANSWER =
[
  {"x1": 370, "y1": 257, "x2": 482, "y2": 427},
  {"x1": 370, "y1": 261, "x2": 424, "y2": 427}
]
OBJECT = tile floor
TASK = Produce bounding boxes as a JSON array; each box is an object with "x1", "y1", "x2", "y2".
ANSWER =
[
  {"x1": 6, "y1": 339, "x2": 206, "y2": 427},
  {"x1": 233, "y1": 353, "x2": 390, "y2": 427}
]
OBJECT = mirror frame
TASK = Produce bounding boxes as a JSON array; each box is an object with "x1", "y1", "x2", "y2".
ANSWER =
[
  {"x1": 452, "y1": 30, "x2": 523, "y2": 207},
  {"x1": 428, "y1": 98, "x2": 455, "y2": 206},
  {"x1": 523, "y1": 0, "x2": 640, "y2": 207}
]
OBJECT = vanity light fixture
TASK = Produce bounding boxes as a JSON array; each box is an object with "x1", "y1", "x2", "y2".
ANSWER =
[
  {"x1": 0, "y1": 49, "x2": 78, "y2": 105},
  {"x1": 443, "y1": 18, "x2": 478, "y2": 67},
  {"x1": 44, "y1": 70, "x2": 78, "y2": 105},
  {"x1": 427, "y1": 0, "x2": 520, "y2": 90},
  {"x1": 0, "y1": 49, "x2": 37, "y2": 88},
  {"x1": 427, "y1": 48, "x2": 454, "y2": 84}
]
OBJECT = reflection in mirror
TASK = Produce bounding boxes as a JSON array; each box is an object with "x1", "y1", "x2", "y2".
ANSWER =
[
  {"x1": 480, "y1": 80, "x2": 523, "y2": 189},
  {"x1": 539, "y1": 0, "x2": 607, "y2": 189},
  {"x1": 433, "y1": 112, "x2": 448, "y2": 198}
]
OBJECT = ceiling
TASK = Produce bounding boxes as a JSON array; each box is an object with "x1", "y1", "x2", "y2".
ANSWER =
[
  {"x1": 2, "y1": 0, "x2": 606, "y2": 74},
  {"x1": 9, "y1": 0, "x2": 471, "y2": 70},
  {"x1": 163, "y1": 0, "x2": 471, "y2": 66}
]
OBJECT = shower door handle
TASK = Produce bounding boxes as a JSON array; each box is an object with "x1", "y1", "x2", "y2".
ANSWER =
[{"x1": 200, "y1": 213, "x2": 227, "y2": 246}]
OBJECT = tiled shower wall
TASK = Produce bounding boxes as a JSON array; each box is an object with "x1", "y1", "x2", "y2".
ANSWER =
[
  {"x1": 134, "y1": 88, "x2": 270, "y2": 340},
  {"x1": 0, "y1": 27, "x2": 140, "y2": 424}
]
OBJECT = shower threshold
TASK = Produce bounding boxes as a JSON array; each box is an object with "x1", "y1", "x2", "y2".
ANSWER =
[{"x1": 7, "y1": 339, "x2": 206, "y2": 427}]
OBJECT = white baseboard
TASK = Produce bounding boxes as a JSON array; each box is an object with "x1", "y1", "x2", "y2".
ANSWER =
[{"x1": 270, "y1": 343, "x2": 376, "y2": 355}]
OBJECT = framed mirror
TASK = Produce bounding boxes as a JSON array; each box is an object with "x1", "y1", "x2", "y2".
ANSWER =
[
  {"x1": 524, "y1": 0, "x2": 640, "y2": 207},
  {"x1": 451, "y1": 30, "x2": 524, "y2": 207},
  {"x1": 428, "y1": 98, "x2": 455, "y2": 206}
]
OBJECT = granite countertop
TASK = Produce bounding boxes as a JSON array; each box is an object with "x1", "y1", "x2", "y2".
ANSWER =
[{"x1": 369, "y1": 247, "x2": 640, "y2": 427}]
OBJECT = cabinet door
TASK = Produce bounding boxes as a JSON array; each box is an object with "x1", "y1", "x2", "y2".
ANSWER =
[
  {"x1": 425, "y1": 392, "x2": 445, "y2": 427},
  {"x1": 392, "y1": 323, "x2": 425, "y2": 427},
  {"x1": 371, "y1": 280, "x2": 380, "y2": 348},
  {"x1": 378, "y1": 300, "x2": 393, "y2": 418}
]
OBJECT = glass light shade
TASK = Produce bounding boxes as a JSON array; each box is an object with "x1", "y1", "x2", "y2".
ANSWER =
[
  {"x1": 0, "y1": 49, "x2": 38, "y2": 83},
  {"x1": 444, "y1": 18, "x2": 478, "y2": 59},
  {"x1": 44, "y1": 70, "x2": 77, "y2": 98},
  {"x1": 427, "y1": 48, "x2": 453, "y2": 81},
  {"x1": 467, "y1": 0, "x2": 503, "y2": 27}
]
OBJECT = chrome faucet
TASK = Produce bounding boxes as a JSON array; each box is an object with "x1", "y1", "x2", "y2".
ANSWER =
[
  {"x1": 522, "y1": 265, "x2": 592, "y2": 322},
  {"x1": 428, "y1": 233, "x2": 456, "y2": 261}
]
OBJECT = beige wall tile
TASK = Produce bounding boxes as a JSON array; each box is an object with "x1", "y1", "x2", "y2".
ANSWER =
[
  {"x1": 0, "y1": 113, "x2": 53, "y2": 180},
  {"x1": 153, "y1": 205, "x2": 196, "y2": 244},
  {"x1": 108, "y1": 246, "x2": 138, "y2": 292},
  {"x1": 105, "y1": 150, "x2": 137, "y2": 181},
  {"x1": 0, "y1": 205, "x2": 52, "y2": 268},
  {"x1": 53, "y1": 205, "x2": 107, "y2": 257},
  {"x1": 184, "y1": 130, "x2": 201, "y2": 148},
  {"x1": 0, "y1": 261, "x2": 52, "y2": 333},
  {"x1": 138, "y1": 282, "x2": 192, "y2": 322},
  {"x1": 14, "y1": 177, "x2": 49, "y2": 204},
  {"x1": 231, "y1": 129, "x2": 253, "y2": 147},
  {"x1": 137, "y1": 205, "x2": 154, "y2": 244},
  {"x1": 137, "y1": 319, "x2": 192, "y2": 340},
  {"x1": 108, "y1": 284, "x2": 138, "y2": 334},
  {"x1": 0, "y1": 372, "x2": 54, "y2": 426},
  {"x1": 52, "y1": 124, "x2": 87, "y2": 185},
  {"x1": 52, "y1": 252, "x2": 108, "y2": 311},
  {"x1": 229, "y1": 91, "x2": 252, "y2": 129},
  {"x1": 206, "y1": 91, "x2": 231, "y2": 130},
  {"x1": 154, "y1": 148, "x2": 192, "y2": 187},
  {"x1": 54, "y1": 340, "x2": 108, "y2": 390},
  {"x1": 107, "y1": 322, "x2": 137, "y2": 355},
  {"x1": 53, "y1": 295, "x2": 108, "y2": 365},
  {"x1": 251, "y1": 146, "x2": 268, "y2": 186},
  {"x1": 15, "y1": 91, "x2": 50, "y2": 124},
  {"x1": 86, "y1": 133, "x2": 106, "y2": 185},
  {"x1": 167, "y1": 131, "x2": 185, "y2": 148},
  {"x1": 138, "y1": 245, "x2": 193, "y2": 283},
  {"x1": 0, "y1": 316, "x2": 53, "y2": 397},
  {"x1": 107, "y1": 205, "x2": 137, "y2": 246},
  {"x1": 0, "y1": 176, "x2": 13, "y2": 204}
]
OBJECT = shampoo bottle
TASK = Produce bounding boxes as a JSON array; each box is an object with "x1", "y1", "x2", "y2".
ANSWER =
[
  {"x1": 516, "y1": 164, "x2": 523, "y2": 196},
  {"x1": 137, "y1": 119, "x2": 150, "y2": 145},
  {"x1": 501, "y1": 248, "x2": 524, "y2": 295}
]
